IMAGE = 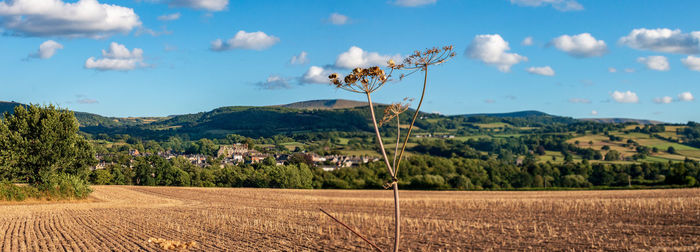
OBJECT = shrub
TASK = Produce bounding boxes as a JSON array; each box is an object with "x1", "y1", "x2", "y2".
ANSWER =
[
  {"x1": 36, "y1": 173, "x2": 93, "y2": 200},
  {"x1": 0, "y1": 181, "x2": 38, "y2": 201}
]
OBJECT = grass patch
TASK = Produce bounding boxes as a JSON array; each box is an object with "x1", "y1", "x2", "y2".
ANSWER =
[{"x1": 1, "y1": 174, "x2": 92, "y2": 202}]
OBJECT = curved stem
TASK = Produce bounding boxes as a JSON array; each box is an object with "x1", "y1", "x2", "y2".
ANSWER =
[
  {"x1": 395, "y1": 66, "x2": 428, "y2": 176},
  {"x1": 393, "y1": 114, "x2": 400, "y2": 170},
  {"x1": 366, "y1": 92, "x2": 395, "y2": 178},
  {"x1": 366, "y1": 92, "x2": 401, "y2": 252},
  {"x1": 392, "y1": 182, "x2": 400, "y2": 252}
]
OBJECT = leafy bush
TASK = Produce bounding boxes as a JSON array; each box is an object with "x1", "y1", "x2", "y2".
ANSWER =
[
  {"x1": 0, "y1": 181, "x2": 38, "y2": 201},
  {"x1": 36, "y1": 174, "x2": 93, "y2": 199}
]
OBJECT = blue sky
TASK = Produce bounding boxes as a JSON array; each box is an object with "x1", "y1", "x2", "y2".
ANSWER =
[{"x1": 0, "y1": 0, "x2": 698, "y2": 123}]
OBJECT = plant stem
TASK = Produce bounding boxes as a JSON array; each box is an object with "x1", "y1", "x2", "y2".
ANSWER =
[
  {"x1": 393, "y1": 114, "x2": 400, "y2": 170},
  {"x1": 365, "y1": 92, "x2": 400, "y2": 252},
  {"x1": 366, "y1": 92, "x2": 395, "y2": 178},
  {"x1": 319, "y1": 208, "x2": 384, "y2": 252},
  {"x1": 392, "y1": 182, "x2": 400, "y2": 252},
  {"x1": 395, "y1": 66, "x2": 428, "y2": 176}
]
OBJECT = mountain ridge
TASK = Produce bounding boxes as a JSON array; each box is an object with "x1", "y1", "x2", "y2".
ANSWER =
[{"x1": 1, "y1": 99, "x2": 669, "y2": 127}]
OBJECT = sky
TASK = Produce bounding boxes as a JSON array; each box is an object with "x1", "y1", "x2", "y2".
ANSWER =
[{"x1": 0, "y1": 0, "x2": 698, "y2": 123}]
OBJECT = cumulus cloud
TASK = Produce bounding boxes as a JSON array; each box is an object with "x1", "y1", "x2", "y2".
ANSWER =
[
  {"x1": 0, "y1": 0, "x2": 141, "y2": 38},
  {"x1": 255, "y1": 75, "x2": 291, "y2": 89},
  {"x1": 301, "y1": 66, "x2": 335, "y2": 84},
  {"x1": 526, "y1": 66, "x2": 555, "y2": 76},
  {"x1": 170, "y1": 0, "x2": 228, "y2": 11},
  {"x1": 334, "y1": 46, "x2": 401, "y2": 69},
  {"x1": 510, "y1": 0, "x2": 584, "y2": 11},
  {"x1": 158, "y1": 12, "x2": 181, "y2": 21},
  {"x1": 550, "y1": 33, "x2": 607, "y2": 57},
  {"x1": 679, "y1": 92, "x2": 695, "y2": 102},
  {"x1": 29, "y1": 40, "x2": 63, "y2": 59},
  {"x1": 590, "y1": 110, "x2": 598, "y2": 116},
  {"x1": 392, "y1": 0, "x2": 437, "y2": 7},
  {"x1": 569, "y1": 98, "x2": 591, "y2": 104},
  {"x1": 681, "y1": 56, "x2": 700, "y2": 71},
  {"x1": 608, "y1": 67, "x2": 617, "y2": 73},
  {"x1": 522, "y1": 36, "x2": 533, "y2": 46},
  {"x1": 290, "y1": 51, "x2": 308, "y2": 65},
  {"x1": 653, "y1": 96, "x2": 673, "y2": 104},
  {"x1": 654, "y1": 92, "x2": 694, "y2": 103},
  {"x1": 466, "y1": 34, "x2": 528, "y2": 72},
  {"x1": 85, "y1": 42, "x2": 146, "y2": 71},
  {"x1": 619, "y1": 28, "x2": 700, "y2": 54},
  {"x1": 637, "y1": 56, "x2": 669, "y2": 71},
  {"x1": 210, "y1": 30, "x2": 279, "y2": 51},
  {"x1": 327, "y1": 13, "x2": 348, "y2": 25},
  {"x1": 611, "y1": 90, "x2": 639, "y2": 103}
]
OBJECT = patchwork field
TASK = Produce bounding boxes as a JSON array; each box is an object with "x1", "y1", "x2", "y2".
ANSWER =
[{"x1": 1, "y1": 186, "x2": 698, "y2": 251}]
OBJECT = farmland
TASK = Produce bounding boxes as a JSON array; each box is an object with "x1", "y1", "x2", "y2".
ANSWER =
[{"x1": 1, "y1": 186, "x2": 698, "y2": 251}]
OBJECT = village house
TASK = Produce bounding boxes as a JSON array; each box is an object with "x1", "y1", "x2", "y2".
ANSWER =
[{"x1": 217, "y1": 143, "x2": 249, "y2": 158}]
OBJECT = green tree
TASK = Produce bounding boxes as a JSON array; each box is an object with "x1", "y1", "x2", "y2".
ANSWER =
[
  {"x1": 0, "y1": 105, "x2": 97, "y2": 184},
  {"x1": 605, "y1": 150, "x2": 621, "y2": 161}
]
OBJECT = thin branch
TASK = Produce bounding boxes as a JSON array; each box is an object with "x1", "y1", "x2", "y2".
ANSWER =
[
  {"x1": 393, "y1": 114, "x2": 400, "y2": 170},
  {"x1": 319, "y1": 208, "x2": 384, "y2": 252},
  {"x1": 394, "y1": 66, "x2": 428, "y2": 176},
  {"x1": 366, "y1": 92, "x2": 396, "y2": 178}
]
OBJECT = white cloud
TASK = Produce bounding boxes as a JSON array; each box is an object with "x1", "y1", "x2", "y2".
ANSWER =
[
  {"x1": 290, "y1": 51, "x2": 308, "y2": 65},
  {"x1": 608, "y1": 67, "x2": 617, "y2": 73},
  {"x1": 210, "y1": 30, "x2": 280, "y2": 51},
  {"x1": 681, "y1": 56, "x2": 700, "y2": 71},
  {"x1": 619, "y1": 28, "x2": 700, "y2": 54},
  {"x1": 679, "y1": 92, "x2": 695, "y2": 102},
  {"x1": 135, "y1": 26, "x2": 172, "y2": 37},
  {"x1": 77, "y1": 98, "x2": 98, "y2": 104},
  {"x1": 0, "y1": 0, "x2": 141, "y2": 38},
  {"x1": 334, "y1": 46, "x2": 401, "y2": 69},
  {"x1": 522, "y1": 36, "x2": 533, "y2": 46},
  {"x1": 526, "y1": 66, "x2": 555, "y2": 76},
  {"x1": 256, "y1": 75, "x2": 290, "y2": 89},
  {"x1": 84, "y1": 42, "x2": 146, "y2": 71},
  {"x1": 170, "y1": 0, "x2": 228, "y2": 11},
  {"x1": 158, "y1": 12, "x2": 181, "y2": 21},
  {"x1": 302, "y1": 66, "x2": 335, "y2": 84},
  {"x1": 569, "y1": 98, "x2": 591, "y2": 104},
  {"x1": 611, "y1": 90, "x2": 639, "y2": 103},
  {"x1": 624, "y1": 68, "x2": 635, "y2": 73},
  {"x1": 29, "y1": 40, "x2": 63, "y2": 59},
  {"x1": 551, "y1": 33, "x2": 607, "y2": 57},
  {"x1": 392, "y1": 0, "x2": 437, "y2": 7},
  {"x1": 637, "y1": 56, "x2": 670, "y2": 71},
  {"x1": 327, "y1": 13, "x2": 348, "y2": 25},
  {"x1": 510, "y1": 0, "x2": 583, "y2": 11},
  {"x1": 590, "y1": 110, "x2": 598, "y2": 116},
  {"x1": 466, "y1": 34, "x2": 528, "y2": 72},
  {"x1": 653, "y1": 96, "x2": 673, "y2": 104}
]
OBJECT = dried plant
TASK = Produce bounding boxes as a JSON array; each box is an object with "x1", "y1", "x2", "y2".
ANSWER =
[
  {"x1": 326, "y1": 45, "x2": 455, "y2": 252},
  {"x1": 148, "y1": 238, "x2": 197, "y2": 251}
]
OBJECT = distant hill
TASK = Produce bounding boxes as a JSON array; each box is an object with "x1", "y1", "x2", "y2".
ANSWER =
[
  {"x1": 0, "y1": 99, "x2": 672, "y2": 139},
  {"x1": 0, "y1": 101, "x2": 25, "y2": 113},
  {"x1": 0, "y1": 101, "x2": 164, "y2": 127},
  {"x1": 277, "y1": 99, "x2": 371, "y2": 110},
  {"x1": 580, "y1": 118, "x2": 664, "y2": 125},
  {"x1": 461, "y1": 110, "x2": 551, "y2": 118}
]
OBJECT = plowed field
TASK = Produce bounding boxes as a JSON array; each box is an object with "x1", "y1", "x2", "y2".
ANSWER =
[{"x1": 1, "y1": 186, "x2": 698, "y2": 251}]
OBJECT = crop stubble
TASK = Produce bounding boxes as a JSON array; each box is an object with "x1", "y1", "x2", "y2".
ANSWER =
[{"x1": 1, "y1": 186, "x2": 698, "y2": 251}]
